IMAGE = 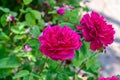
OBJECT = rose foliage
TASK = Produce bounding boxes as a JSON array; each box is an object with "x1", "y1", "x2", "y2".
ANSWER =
[{"x1": 0, "y1": 0, "x2": 118, "y2": 80}]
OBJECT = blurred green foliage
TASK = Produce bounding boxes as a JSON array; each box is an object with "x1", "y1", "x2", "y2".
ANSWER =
[{"x1": 0, "y1": 0, "x2": 102, "y2": 80}]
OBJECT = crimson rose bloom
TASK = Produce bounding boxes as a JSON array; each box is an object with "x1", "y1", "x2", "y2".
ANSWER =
[
  {"x1": 38, "y1": 25, "x2": 82, "y2": 61},
  {"x1": 57, "y1": 7, "x2": 66, "y2": 15},
  {"x1": 76, "y1": 11, "x2": 115, "y2": 51},
  {"x1": 98, "y1": 76, "x2": 119, "y2": 80}
]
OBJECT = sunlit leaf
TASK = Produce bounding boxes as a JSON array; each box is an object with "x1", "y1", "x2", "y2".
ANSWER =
[
  {"x1": 0, "y1": 56, "x2": 20, "y2": 69},
  {"x1": 23, "y1": 0, "x2": 32, "y2": 5},
  {"x1": 13, "y1": 70, "x2": 29, "y2": 79}
]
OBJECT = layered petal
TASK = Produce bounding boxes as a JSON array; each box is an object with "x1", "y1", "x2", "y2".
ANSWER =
[
  {"x1": 77, "y1": 11, "x2": 115, "y2": 51},
  {"x1": 39, "y1": 25, "x2": 82, "y2": 61}
]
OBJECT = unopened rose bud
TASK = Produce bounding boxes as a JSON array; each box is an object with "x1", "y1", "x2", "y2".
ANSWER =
[
  {"x1": 6, "y1": 14, "x2": 15, "y2": 22},
  {"x1": 57, "y1": 7, "x2": 66, "y2": 15},
  {"x1": 26, "y1": 28, "x2": 30, "y2": 34},
  {"x1": 24, "y1": 44, "x2": 32, "y2": 52}
]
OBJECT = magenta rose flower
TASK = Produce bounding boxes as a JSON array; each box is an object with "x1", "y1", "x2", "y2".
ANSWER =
[
  {"x1": 57, "y1": 4, "x2": 74, "y2": 15},
  {"x1": 77, "y1": 11, "x2": 115, "y2": 51},
  {"x1": 38, "y1": 25, "x2": 82, "y2": 61},
  {"x1": 57, "y1": 7, "x2": 66, "y2": 15},
  {"x1": 98, "y1": 76, "x2": 119, "y2": 80}
]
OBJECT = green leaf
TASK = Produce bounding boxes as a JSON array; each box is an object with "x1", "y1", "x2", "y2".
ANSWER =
[
  {"x1": 25, "y1": 13, "x2": 36, "y2": 25},
  {"x1": 83, "y1": 57, "x2": 100, "y2": 76},
  {"x1": 48, "y1": 10, "x2": 57, "y2": 14},
  {"x1": 0, "y1": 28, "x2": 2, "y2": 31},
  {"x1": 14, "y1": 35, "x2": 24, "y2": 41},
  {"x1": 0, "y1": 56, "x2": 20, "y2": 69},
  {"x1": 63, "y1": 0, "x2": 82, "y2": 7},
  {"x1": 17, "y1": 52, "x2": 36, "y2": 62},
  {"x1": 23, "y1": 0, "x2": 32, "y2": 5},
  {"x1": 13, "y1": 70, "x2": 29, "y2": 79},
  {"x1": 46, "y1": 71, "x2": 57, "y2": 80},
  {"x1": 28, "y1": 38, "x2": 40, "y2": 50},
  {"x1": 85, "y1": 53, "x2": 100, "y2": 70},
  {"x1": 25, "y1": 9, "x2": 42, "y2": 26},
  {"x1": 11, "y1": 26, "x2": 20, "y2": 34},
  {"x1": 38, "y1": 0, "x2": 43, "y2": 5},
  {"x1": 12, "y1": 46, "x2": 22, "y2": 53},
  {"x1": 23, "y1": 76, "x2": 29, "y2": 80},
  {"x1": 59, "y1": 22, "x2": 75, "y2": 30},
  {"x1": 28, "y1": 76, "x2": 34, "y2": 80},
  {"x1": 0, "y1": 44, "x2": 11, "y2": 59},
  {"x1": 0, "y1": 7, "x2": 10, "y2": 13},
  {"x1": 0, "y1": 14, "x2": 7, "y2": 27},
  {"x1": 0, "y1": 32, "x2": 10, "y2": 40},
  {"x1": 87, "y1": 77, "x2": 94, "y2": 80},
  {"x1": 72, "y1": 50, "x2": 85, "y2": 67},
  {"x1": 25, "y1": 7, "x2": 32, "y2": 12},
  {"x1": 46, "y1": 0, "x2": 56, "y2": 7},
  {"x1": 59, "y1": 8, "x2": 80, "y2": 24},
  {"x1": 52, "y1": 16, "x2": 58, "y2": 24},
  {"x1": 64, "y1": 67, "x2": 75, "y2": 76},
  {"x1": 86, "y1": 57, "x2": 96, "y2": 69},
  {"x1": 38, "y1": 19, "x2": 45, "y2": 30},
  {"x1": 30, "y1": 10, "x2": 41, "y2": 21},
  {"x1": 16, "y1": 52, "x2": 27, "y2": 57},
  {"x1": 55, "y1": 73, "x2": 69, "y2": 80},
  {"x1": 30, "y1": 72, "x2": 41, "y2": 79},
  {"x1": 11, "y1": 23, "x2": 26, "y2": 34},
  {"x1": 48, "y1": 59, "x2": 58, "y2": 70},
  {"x1": 80, "y1": 43, "x2": 87, "y2": 54},
  {"x1": 10, "y1": 11, "x2": 18, "y2": 17},
  {"x1": 46, "y1": 70, "x2": 69, "y2": 80},
  {"x1": 30, "y1": 26, "x2": 40, "y2": 37},
  {"x1": 0, "y1": 69, "x2": 12, "y2": 78}
]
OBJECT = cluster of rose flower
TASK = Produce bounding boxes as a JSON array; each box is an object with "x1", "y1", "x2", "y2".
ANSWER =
[
  {"x1": 7, "y1": 4, "x2": 117, "y2": 79},
  {"x1": 39, "y1": 11, "x2": 115, "y2": 61},
  {"x1": 38, "y1": 9, "x2": 116, "y2": 79}
]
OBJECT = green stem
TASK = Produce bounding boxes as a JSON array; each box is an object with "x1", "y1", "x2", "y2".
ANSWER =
[
  {"x1": 18, "y1": 3, "x2": 24, "y2": 21},
  {"x1": 77, "y1": 52, "x2": 98, "y2": 75},
  {"x1": 39, "y1": 57, "x2": 49, "y2": 74}
]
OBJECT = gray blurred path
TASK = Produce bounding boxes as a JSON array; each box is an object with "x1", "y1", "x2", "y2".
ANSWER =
[{"x1": 86, "y1": 0, "x2": 120, "y2": 77}]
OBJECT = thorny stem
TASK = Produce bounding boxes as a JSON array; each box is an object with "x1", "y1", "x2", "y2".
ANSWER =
[
  {"x1": 76, "y1": 52, "x2": 98, "y2": 75},
  {"x1": 73, "y1": 52, "x2": 98, "y2": 80}
]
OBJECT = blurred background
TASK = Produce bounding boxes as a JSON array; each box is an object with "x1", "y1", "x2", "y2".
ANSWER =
[{"x1": 86, "y1": 0, "x2": 120, "y2": 77}]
